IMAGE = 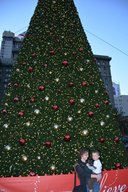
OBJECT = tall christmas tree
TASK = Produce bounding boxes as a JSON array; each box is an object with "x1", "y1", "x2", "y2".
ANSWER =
[{"x1": 0, "y1": 0, "x2": 127, "y2": 177}]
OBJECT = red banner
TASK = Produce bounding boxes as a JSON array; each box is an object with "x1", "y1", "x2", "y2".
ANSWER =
[{"x1": 0, "y1": 169, "x2": 128, "y2": 192}]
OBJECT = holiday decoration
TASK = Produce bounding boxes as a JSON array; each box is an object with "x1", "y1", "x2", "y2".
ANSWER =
[
  {"x1": 44, "y1": 141, "x2": 52, "y2": 148},
  {"x1": 19, "y1": 138, "x2": 26, "y2": 146},
  {"x1": 99, "y1": 138, "x2": 105, "y2": 143},
  {"x1": 38, "y1": 85, "x2": 45, "y2": 91},
  {"x1": 62, "y1": 60, "x2": 69, "y2": 66},
  {"x1": 5, "y1": 145, "x2": 11, "y2": 151},
  {"x1": 22, "y1": 155, "x2": 28, "y2": 162},
  {"x1": 34, "y1": 109, "x2": 40, "y2": 114},
  {"x1": 64, "y1": 134, "x2": 71, "y2": 142},
  {"x1": 49, "y1": 50, "x2": 55, "y2": 55},
  {"x1": 82, "y1": 130, "x2": 89, "y2": 136},
  {"x1": 13, "y1": 96, "x2": 19, "y2": 102},
  {"x1": 114, "y1": 137, "x2": 120, "y2": 143},
  {"x1": 3, "y1": 124, "x2": 9, "y2": 128},
  {"x1": 68, "y1": 82, "x2": 74, "y2": 87},
  {"x1": 30, "y1": 96, "x2": 36, "y2": 103},
  {"x1": 0, "y1": 0, "x2": 127, "y2": 178},
  {"x1": 52, "y1": 105, "x2": 59, "y2": 111},
  {"x1": 69, "y1": 99, "x2": 75, "y2": 105},
  {"x1": 18, "y1": 111, "x2": 24, "y2": 117},
  {"x1": 87, "y1": 111, "x2": 94, "y2": 118},
  {"x1": 81, "y1": 81, "x2": 87, "y2": 86},
  {"x1": 28, "y1": 67, "x2": 33, "y2": 72},
  {"x1": 29, "y1": 171, "x2": 36, "y2": 176},
  {"x1": 116, "y1": 163, "x2": 121, "y2": 169},
  {"x1": 95, "y1": 103, "x2": 100, "y2": 108}
]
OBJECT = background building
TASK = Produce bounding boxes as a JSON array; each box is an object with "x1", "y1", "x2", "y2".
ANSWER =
[
  {"x1": 113, "y1": 82, "x2": 121, "y2": 96},
  {"x1": 114, "y1": 95, "x2": 128, "y2": 117},
  {"x1": 0, "y1": 31, "x2": 114, "y2": 107}
]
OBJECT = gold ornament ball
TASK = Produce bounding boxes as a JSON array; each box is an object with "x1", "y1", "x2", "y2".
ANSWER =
[
  {"x1": 45, "y1": 96, "x2": 49, "y2": 101},
  {"x1": 68, "y1": 116, "x2": 73, "y2": 122},
  {"x1": 5, "y1": 145, "x2": 11, "y2": 151},
  {"x1": 34, "y1": 109, "x2": 40, "y2": 114},
  {"x1": 26, "y1": 121, "x2": 30, "y2": 126},
  {"x1": 22, "y1": 155, "x2": 28, "y2": 161},
  {"x1": 54, "y1": 124, "x2": 59, "y2": 129},
  {"x1": 80, "y1": 98, "x2": 85, "y2": 103},
  {"x1": 3, "y1": 124, "x2": 9, "y2": 128},
  {"x1": 82, "y1": 130, "x2": 89, "y2": 136},
  {"x1": 51, "y1": 165, "x2": 55, "y2": 170},
  {"x1": 100, "y1": 121, "x2": 105, "y2": 126}
]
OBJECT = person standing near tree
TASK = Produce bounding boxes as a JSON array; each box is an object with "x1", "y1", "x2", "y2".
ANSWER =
[
  {"x1": 87, "y1": 150, "x2": 102, "y2": 192},
  {"x1": 75, "y1": 149, "x2": 101, "y2": 192}
]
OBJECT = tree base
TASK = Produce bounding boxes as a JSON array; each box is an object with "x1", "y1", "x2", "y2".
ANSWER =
[{"x1": 0, "y1": 169, "x2": 128, "y2": 192}]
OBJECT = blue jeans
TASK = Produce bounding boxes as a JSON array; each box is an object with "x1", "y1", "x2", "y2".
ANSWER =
[{"x1": 93, "y1": 181, "x2": 100, "y2": 192}]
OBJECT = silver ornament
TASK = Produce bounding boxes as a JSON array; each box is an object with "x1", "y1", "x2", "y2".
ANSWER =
[
  {"x1": 5, "y1": 145, "x2": 11, "y2": 151},
  {"x1": 22, "y1": 155, "x2": 27, "y2": 161},
  {"x1": 79, "y1": 67, "x2": 83, "y2": 71},
  {"x1": 80, "y1": 98, "x2": 85, "y2": 103},
  {"x1": 34, "y1": 109, "x2": 40, "y2": 114},
  {"x1": 37, "y1": 156, "x2": 41, "y2": 160},
  {"x1": 82, "y1": 130, "x2": 89, "y2": 136},
  {"x1": 100, "y1": 121, "x2": 105, "y2": 126},
  {"x1": 68, "y1": 116, "x2": 73, "y2": 122},
  {"x1": 16, "y1": 68, "x2": 20, "y2": 72},
  {"x1": 54, "y1": 124, "x2": 59, "y2": 129},
  {"x1": 51, "y1": 165, "x2": 55, "y2": 170},
  {"x1": 55, "y1": 78, "x2": 59, "y2": 82},
  {"x1": 26, "y1": 121, "x2": 30, "y2": 126},
  {"x1": 3, "y1": 124, "x2": 9, "y2": 128},
  {"x1": 45, "y1": 96, "x2": 49, "y2": 101}
]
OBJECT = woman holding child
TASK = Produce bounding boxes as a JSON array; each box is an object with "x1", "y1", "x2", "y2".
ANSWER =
[{"x1": 75, "y1": 148, "x2": 102, "y2": 192}]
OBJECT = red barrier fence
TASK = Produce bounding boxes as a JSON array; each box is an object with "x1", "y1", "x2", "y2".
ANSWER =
[{"x1": 0, "y1": 169, "x2": 128, "y2": 192}]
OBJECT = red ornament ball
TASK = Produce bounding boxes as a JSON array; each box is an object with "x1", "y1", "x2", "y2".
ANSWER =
[
  {"x1": 69, "y1": 99, "x2": 75, "y2": 105},
  {"x1": 116, "y1": 163, "x2": 121, "y2": 169},
  {"x1": 30, "y1": 96, "x2": 36, "y2": 103},
  {"x1": 38, "y1": 85, "x2": 45, "y2": 91},
  {"x1": 104, "y1": 100, "x2": 109, "y2": 105},
  {"x1": 2, "y1": 109, "x2": 7, "y2": 114},
  {"x1": 28, "y1": 67, "x2": 33, "y2": 72},
  {"x1": 62, "y1": 60, "x2": 69, "y2": 67},
  {"x1": 18, "y1": 111, "x2": 24, "y2": 117},
  {"x1": 64, "y1": 134, "x2": 71, "y2": 142},
  {"x1": 95, "y1": 103, "x2": 100, "y2": 108},
  {"x1": 29, "y1": 171, "x2": 36, "y2": 176},
  {"x1": 99, "y1": 138, "x2": 105, "y2": 143},
  {"x1": 32, "y1": 53, "x2": 36, "y2": 57},
  {"x1": 87, "y1": 111, "x2": 94, "y2": 118},
  {"x1": 49, "y1": 50, "x2": 55, "y2": 55},
  {"x1": 19, "y1": 138, "x2": 26, "y2": 145},
  {"x1": 14, "y1": 97, "x2": 19, "y2": 102},
  {"x1": 68, "y1": 82, "x2": 74, "y2": 87},
  {"x1": 79, "y1": 47, "x2": 84, "y2": 52},
  {"x1": 90, "y1": 82, "x2": 94, "y2": 85},
  {"x1": 114, "y1": 137, "x2": 120, "y2": 143},
  {"x1": 81, "y1": 82, "x2": 87, "y2": 86},
  {"x1": 44, "y1": 141, "x2": 52, "y2": 148},
  {"x1": 52, "y1": 105, "x2": 59, "y2": 111}
]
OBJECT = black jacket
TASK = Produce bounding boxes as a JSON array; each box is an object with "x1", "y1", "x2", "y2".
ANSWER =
[{"x1": 75, "y1": 160, "x2": 92, "y2": 186}]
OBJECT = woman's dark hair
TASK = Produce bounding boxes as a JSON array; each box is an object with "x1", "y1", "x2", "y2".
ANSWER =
[{"x1": 79, "y1": 148, "x2": 89, "y2": 157}]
